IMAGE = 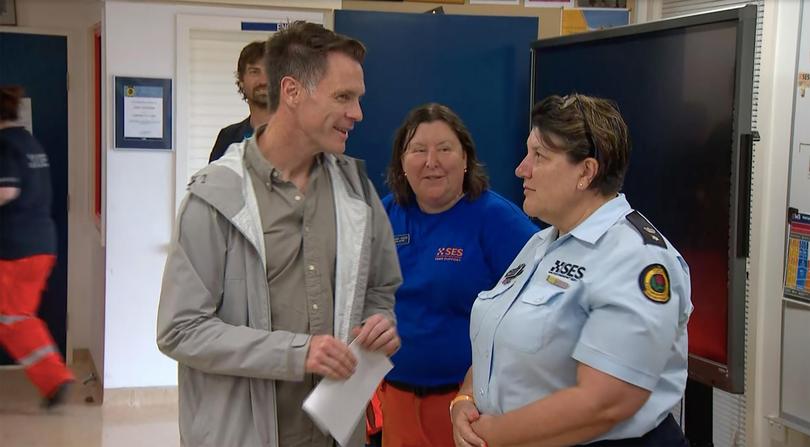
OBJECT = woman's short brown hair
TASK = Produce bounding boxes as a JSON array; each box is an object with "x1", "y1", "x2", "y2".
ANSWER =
[
  {"x1": 0, "y1": 85, "x2": 24, "y2": 122},
  {"x1": 531, "y1": 94, "x2": 631, "y2": 196},
  {"x1": 386, "y1": 103, "x2": 489, "y2": 206}
]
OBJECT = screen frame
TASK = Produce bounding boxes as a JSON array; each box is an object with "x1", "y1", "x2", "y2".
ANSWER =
[{"x1": 529, "y1": 5, "x2": 757, "y2": 393}]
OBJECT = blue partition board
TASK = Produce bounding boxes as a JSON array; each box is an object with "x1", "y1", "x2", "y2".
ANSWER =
[{"x1": 335, "y1": 11, "x2": 538, "y2": 207}]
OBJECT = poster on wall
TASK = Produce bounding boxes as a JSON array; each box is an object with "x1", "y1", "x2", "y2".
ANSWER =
[
  {"x1": 470, "y1": 0, "x2": 520, "y2": 5},
  {"x1": 0, "y1": 0, "x2": 16, "y2": 25},
  {"x1": 526, "y1": 0, "x2": 574, "y2": 8},
  {"x1": 799, "y1": 72, "x2": 810, "y2": 97},
  {"x1": 561, "y1": 8, "x2": 629, "y2": 35},
  {"x1": 114, "y1": 76, "x2": 172, "y2": 150},
  {"x1": 576, "y1": 0, "x2": 626, "y2": 6},
  {"x1": 785, "y1": 211, "x2": 810, "y2": 302},
  {"x1": 404, "y1": 0, "x2": 464, "y2": 4}
]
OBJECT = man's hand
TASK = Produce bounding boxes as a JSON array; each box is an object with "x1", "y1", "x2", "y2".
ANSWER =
[
  {"x1": 351, "y1": 314, "x2": 400, "y2": 356},
  {"x1": 452, "y1": 400, "x2": 486, "y2": 447},
  {"x1": 305, "y1": 335, "x2": 357, "y2": 380}
]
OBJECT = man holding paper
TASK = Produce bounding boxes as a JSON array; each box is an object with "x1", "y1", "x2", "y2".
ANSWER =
[{"x1": 157, "y1": 21, "x2": 401, "y2": 447}]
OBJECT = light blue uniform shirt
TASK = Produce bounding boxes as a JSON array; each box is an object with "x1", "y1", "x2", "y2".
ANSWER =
[{"x1": 470, "y1": 194, "x2": 693, "y2": 442}]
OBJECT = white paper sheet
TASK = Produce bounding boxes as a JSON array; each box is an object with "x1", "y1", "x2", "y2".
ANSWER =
[
  {"x1": 18, "y1": 98, "x2": 33, "y2": 133},
  {"x1": 124, "y1": 96, "x2": 163, "y2": 139},
  {"x1": 302, "y1": 340, "x2": 393, "y2": 446}
]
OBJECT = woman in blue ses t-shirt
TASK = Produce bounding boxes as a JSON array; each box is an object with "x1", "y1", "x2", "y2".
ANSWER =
[{"x1": 375, "y1": 103, "x2": 538, "y2": 447}]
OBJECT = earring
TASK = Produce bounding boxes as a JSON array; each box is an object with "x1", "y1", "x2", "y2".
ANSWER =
[{"x1": 464, "y1": 168, "x2": 468, "y2": 173}]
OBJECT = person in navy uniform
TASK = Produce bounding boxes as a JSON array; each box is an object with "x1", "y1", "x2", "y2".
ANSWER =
[
  {"x1": 208, "y1": 41, "x2": 271, "y2": 163},
  {"x1": 450, "y1": 94, "x2": 693, "y2": 447},
  {"x1": 0, "y1": 85, "x2": 74, "y2": 408}
]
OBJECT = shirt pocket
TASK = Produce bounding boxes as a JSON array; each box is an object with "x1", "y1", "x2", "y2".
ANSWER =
[
  {"x1": 499, "y1": 283, "x2": 565, "y2": 353},
  {"x1": 477, "y1": 280, "x2": 517, "y2": 300},
  {"x1": 470, "y1": 281, "x2": 516, "y2": 341}
]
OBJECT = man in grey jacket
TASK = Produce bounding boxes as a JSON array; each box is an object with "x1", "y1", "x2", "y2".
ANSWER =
[{"x1": 157, "y1": 22, "x2": 402, "y2": 447}]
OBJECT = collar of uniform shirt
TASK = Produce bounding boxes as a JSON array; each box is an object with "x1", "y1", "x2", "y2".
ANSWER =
[{"x1": 565, "y1": 193, "x2": 631, "y2": 245}]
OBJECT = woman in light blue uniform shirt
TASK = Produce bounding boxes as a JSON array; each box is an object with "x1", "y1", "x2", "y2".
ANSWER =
[{"x1": 450, "y1": 94, "x2": 693, "y2": 447}]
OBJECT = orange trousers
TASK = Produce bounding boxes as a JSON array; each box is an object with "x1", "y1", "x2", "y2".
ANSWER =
[
  {"x1": 367, "y1": 389, "x2": 384, "y2": 443},
  {"x1": 0, "y1": 255, "x2": 73, "y2": 398},
  {"x1": 377, "y1": 381, "x2": 457, "y2": 447}
]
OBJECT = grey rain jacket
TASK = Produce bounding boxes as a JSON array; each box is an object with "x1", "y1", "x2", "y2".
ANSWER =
[{"x1": 157, "y1": 141, "x2": 401, "y2": 447}]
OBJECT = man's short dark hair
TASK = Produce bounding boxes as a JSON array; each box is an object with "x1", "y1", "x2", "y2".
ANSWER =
[
  {"x1": 0, "y1": 85, "x2": 23, "y2": 122},
  {"x1": 265, "y1": 21, "x2": 366, "y2": 112},
  {"x1": 236, "y1": 41, "x2": 267, "y2": 101}
]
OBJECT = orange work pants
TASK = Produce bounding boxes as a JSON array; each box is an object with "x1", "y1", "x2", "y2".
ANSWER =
[
  {"x1": 378, "y1": 381, "x2": 457, "y2": 447},
  {"x1": 0, "y1": 255, "x2": 74, "y2": 398}
]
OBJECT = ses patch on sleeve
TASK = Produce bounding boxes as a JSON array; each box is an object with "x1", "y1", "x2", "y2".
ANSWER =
[
  {"x1": 0, "y1": 143, "x2": 22, "y2": 187},
  {"x1": 638, "y1": 264, "x2": 670, "y2": 304}
]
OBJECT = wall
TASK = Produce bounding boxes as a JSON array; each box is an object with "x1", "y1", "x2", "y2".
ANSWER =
[
  {"x1": 343, "y1": 0, "x2": 640, "y2": 37},
  {"x1": 179, "y1": 0, "x2": 339, "y2": 8},
  {"x1": 103, "y1": 0, "x2": 176, "y2": 389},
  {"x1": 8, "y1": 0, "x2": 105, "y2": 379},
  {"x1": 343, "y1": 0, "x2": 560, "y2": 39},
  {"x1": 751, "y1": 0, "x2": 810, "y2": 445}
]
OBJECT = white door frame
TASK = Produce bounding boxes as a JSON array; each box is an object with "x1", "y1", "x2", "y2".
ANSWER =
[{"x1": 175, "y1": 9, "x2": 324, "y2": 213}]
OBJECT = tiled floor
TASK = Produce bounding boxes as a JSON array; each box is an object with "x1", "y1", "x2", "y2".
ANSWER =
[{"x1": 0, "y1": 361, "x2": 180, "y2": 447}]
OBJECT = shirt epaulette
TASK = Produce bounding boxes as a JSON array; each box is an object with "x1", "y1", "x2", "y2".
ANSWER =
[{"x1": 626, "y1": 210, "x2": 667, "y2": 249}]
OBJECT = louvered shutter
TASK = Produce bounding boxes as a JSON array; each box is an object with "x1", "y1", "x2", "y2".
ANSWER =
[{"x1": 186, "y1": 30, "x2": 263, "y2": 179}]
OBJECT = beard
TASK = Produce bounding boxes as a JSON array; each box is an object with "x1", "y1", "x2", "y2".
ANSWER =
[{"x1": 248, "y1": 86, "x2": 268, "y2": 107}]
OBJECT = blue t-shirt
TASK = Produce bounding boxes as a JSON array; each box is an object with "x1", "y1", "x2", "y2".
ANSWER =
[
  {"x1": 383, "y1": 189, "x2": 538, "y2": 386},
  {"x1": 0, "y1": 126, "x2": 56, "y2": 259}
]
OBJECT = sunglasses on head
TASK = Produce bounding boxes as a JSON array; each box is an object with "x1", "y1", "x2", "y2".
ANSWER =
[{"x1": 561, "y1": 94, "x2": 600, "y2": 161}]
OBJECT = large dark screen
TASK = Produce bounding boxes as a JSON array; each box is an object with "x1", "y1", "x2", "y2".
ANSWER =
[{"x1": 533, "y1": 21, "x2": 738, "y2": 365}]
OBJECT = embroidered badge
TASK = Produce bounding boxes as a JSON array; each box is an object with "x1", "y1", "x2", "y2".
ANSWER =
[
  {"x1": 394, "y1": 234, "x2": 411, "y2": 246},
  {"x1": 546, "y1": 275, "x2": 570, "y2": 289},
  {"x1": 501, "y1": 263, "x2": 526, "y2": 285},
  {"x1": 547, "y1": 260, "x2": 587, "y2": 281},
  {"x1": 435, "y1": 247, "x2": 464, "y2": 262},
  {"x1": 639, "y1": 264, "x2": 670, "y2": 303}
]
